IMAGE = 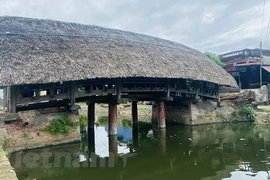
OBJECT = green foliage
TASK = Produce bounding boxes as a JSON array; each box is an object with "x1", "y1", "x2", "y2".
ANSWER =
[
  {"x1": 0, "y1": 149, "x2": 7, "y2": 157},
  {"x1": 43, "y1": 113, "x2": 75, "y2": 135},
  {"x1": 79, "y1": 115, "x2": 88, "y2": 128},
  {"x1": 232, "y1": 105, "x2": 255, "y2": 121},
  {"x1": 204, "y1": 51, "x2": 224, "y2": 67},
  {"x1": 122, "y1": 119, "x2": 132, "y2": 127},
  {"x1": 96, "y1": 116, "x2": 108, "y2": 126},
  {"x1": 2, "y1": 136, "x2": 10, "y2": 150}
]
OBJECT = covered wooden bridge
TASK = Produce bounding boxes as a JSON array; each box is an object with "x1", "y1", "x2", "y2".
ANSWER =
[{"x1": 0, "y1": 17, "x2": 237, "y2": 134}]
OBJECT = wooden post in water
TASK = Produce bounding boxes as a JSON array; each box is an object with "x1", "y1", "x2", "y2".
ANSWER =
[
  {"x1": 108, "y1": 135, "x2": 118, "y2": 166},
  {"x1": 132, "y1": 101, "x2": 138, "y2": 124},
  {"x1": 108, "y1": 102, "x2": 117, "y2": 135},
  {"x1": 87, "y1": 103, "x2": 95, "y2": 130},
  {"x1": 158, "y1": 129, "x2": 166, "y2": 155},
  {"x1": 88, "y1": 128, "x2": 95, "y2": 155},
  {"x1": 132, "y1": 123, "x2": 139, "y2": 148},
  {"x1": 157, "y1": 101, "x2": 166, "y2": 129}
]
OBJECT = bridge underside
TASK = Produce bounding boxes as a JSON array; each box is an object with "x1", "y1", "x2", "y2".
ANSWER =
[
  {"x1": 2, "y1": 77, "x2": 220, "y2": 112},
  {"x1": 2, "y1": 77, "x2": 221, "y2": 133}
]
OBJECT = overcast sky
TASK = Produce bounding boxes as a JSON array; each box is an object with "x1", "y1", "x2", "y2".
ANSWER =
[{"x1": 0, "y1": 0, "x2": 270, "y2": 54}]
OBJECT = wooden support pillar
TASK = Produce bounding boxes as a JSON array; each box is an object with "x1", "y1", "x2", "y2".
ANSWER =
[
  {"x1": 3, "y1": 87, "x2": 7, "y2": 110},
  {"x1": 69, "y1": 82, "x2": 76, "y2": 107},
  {"x1": 8, "y1": 86, "x2": 17, "y2": 113},
  {"x1": 195, "y1": 88, "x2": 199, "y2": 100},
  {"x1": 116, "y1": 79, "x2": 122, "y2": 103},
  {"x1": 166, "y1": 79, "x2": 171, "y2": 99},
  {"x1": 132, "y1": 123, "x2": 139, "y2": 148},
  {"x1": 157, "y1": 101, "x2": 166, "y2": 129},
  {"x1": 108, "y1": 135, "x2": 118, "y2": 166},
  {"x1": 108, "y1": 103, "x2": 117, "y2": 135},
  {"x1": 35, "y1": 88, "x2": 40, "y2": 98},
  {"x1": 49, "y1": 84, "x2": 55, "y2": 97},
  {"x1": 88, "y1": 128, "x2": 95, "y2": 155},
  {"x1": 87, "y1": 103, "x2": 95, "y2": 130},
  {"x1": 158, "y1": 129, "x2": 166, "y2": 155},
  {"x1": 132, "y1": 101, "x2": 138, "y2": 124},
  {"x1": 217, "y1": 85, "x2": 221, "y2": 107}
]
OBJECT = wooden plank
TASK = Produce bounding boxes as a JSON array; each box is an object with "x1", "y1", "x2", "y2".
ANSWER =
[
  {"x1": 77, "y1": 89, "x2": 115, "y2": 98},
  {"x1": 122, "y1": 88, "x2": 165, "y2": 92},
  {"x1": 16, "y1": 99, "x2": 69, "y2": 111},
  {"x1": 18, "y1": 93, "x2": 68, "y2": 105}
]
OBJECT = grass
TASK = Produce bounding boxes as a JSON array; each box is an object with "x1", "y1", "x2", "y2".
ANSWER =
[{"x1": 42, "y1": 113, "x2": 76, "y2": 135}]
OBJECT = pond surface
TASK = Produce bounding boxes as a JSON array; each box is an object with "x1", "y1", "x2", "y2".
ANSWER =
[{"x1": 9, "y1": 121, "x2": 270, "y2": 180}]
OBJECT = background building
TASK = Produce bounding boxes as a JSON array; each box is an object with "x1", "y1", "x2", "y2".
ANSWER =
[{"x1": 219, "y1": 49, "x2": 270, "y2": 89}]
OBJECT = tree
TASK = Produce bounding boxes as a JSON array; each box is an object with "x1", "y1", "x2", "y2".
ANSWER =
[{"x1": 204, "y1": 51, "x2": 224, "y2": 67}]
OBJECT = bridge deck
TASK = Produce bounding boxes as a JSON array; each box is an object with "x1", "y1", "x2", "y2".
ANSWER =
[{"x1": 3, "y1": 78, "x2": 220, "y2": 112}]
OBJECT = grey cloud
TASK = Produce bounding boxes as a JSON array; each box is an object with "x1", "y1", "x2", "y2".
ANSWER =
[{"x1": 0, "y1": 0, "x2": 267, "y2": 54}]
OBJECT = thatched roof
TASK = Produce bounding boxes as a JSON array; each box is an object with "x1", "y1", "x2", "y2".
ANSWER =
[{"x1": 0, "y1": 16, "x2": 237, "y2": 87}]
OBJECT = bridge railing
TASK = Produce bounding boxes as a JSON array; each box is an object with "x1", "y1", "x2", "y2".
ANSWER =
[{"x1": 5, "y1": 78, "x2": 220, "y2": 112}]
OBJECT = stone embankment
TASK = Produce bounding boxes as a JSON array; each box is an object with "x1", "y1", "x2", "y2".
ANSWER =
[
  {"x1": 0, "y1": 119, "x2": 18, "y2": 180},
  {"x1": 0, "y1": 107, "x2": 81, "y2": 180}
]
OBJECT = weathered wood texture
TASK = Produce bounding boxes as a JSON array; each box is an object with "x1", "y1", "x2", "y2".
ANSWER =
[
  {"x1": 157, "y1": 101, "x2": 166, "y2": 129},
  {"x1": 88, "y1": 103, "x2": 95, "y2": 129},
  {"x1": 6, "y1": 78, "x2": 221, "y2": 112},
  {"x1": 108, "y1": 103, "x2": 117, "y2": 135},
  {"x1": 132, "y1": 101, "x2": 138, "y2": 124}
]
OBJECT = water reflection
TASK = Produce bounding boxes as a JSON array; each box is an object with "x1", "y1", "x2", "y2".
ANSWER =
[{"x1": 9, "y1": 122, "x2": 270, "y2": 180}]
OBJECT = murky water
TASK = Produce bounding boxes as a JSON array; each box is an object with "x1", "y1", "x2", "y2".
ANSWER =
[{"x1": 9, "y1": 120, "x2": 270, "y2": 180}]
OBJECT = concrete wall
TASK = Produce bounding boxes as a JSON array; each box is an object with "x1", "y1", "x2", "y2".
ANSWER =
[{"x1": 152, "y1": 100, "x2": 250, "y2": 126}]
